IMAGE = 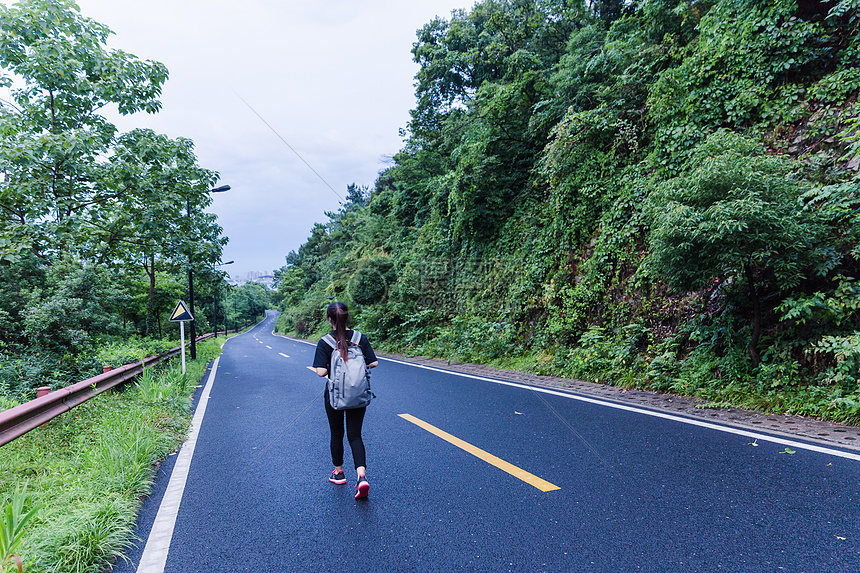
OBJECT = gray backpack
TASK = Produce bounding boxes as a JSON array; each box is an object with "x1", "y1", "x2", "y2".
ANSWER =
[{"x1": 322, "y1": 330, "x2": 373, "y2": 410}]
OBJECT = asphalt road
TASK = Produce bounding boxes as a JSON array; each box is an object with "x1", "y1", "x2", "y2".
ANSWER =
[{"x1": 116, "y1": 311, "x2": 860, "y2": 573}]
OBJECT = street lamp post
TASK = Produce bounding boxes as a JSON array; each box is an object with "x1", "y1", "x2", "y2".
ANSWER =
[
  {"x1": 188, "y1": 184, "x2": 230, "y2": 359},
  {"x1": 213, "y1": 260, "x2": 234, "y2": 338}
]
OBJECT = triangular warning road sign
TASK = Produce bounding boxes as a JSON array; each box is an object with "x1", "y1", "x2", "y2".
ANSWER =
[{"x1": 169, "y1": 300, "x2": 194, "y2": 322}]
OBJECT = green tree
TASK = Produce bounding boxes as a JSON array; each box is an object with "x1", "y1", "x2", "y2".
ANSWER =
[
  {"x1": 85, "y1": 129, "x2": 225, "y2": 335},
  {"x1": 407, "y1": 0, "x2": 585, "y2": 244},
  {"x1": 0, "y1": 0, "x2": 168, "y2": 256},
  {"x1": 228, "y1": 283, "x2": 273, "y2": 327},
  {"x1": 22, "y1": 257, "x2": 131, "y2": 354},
  {"x1": 274, "y1": 265, "x2": 307, "y2": 308},
  {"x1": 647, "y1": 131, "x2": 822, "y2": 366},
  {"x1": 0, "y1": 252, "x2": 44, "y2": 347},
  {"x1": 647, "y1": 0, "x2": 840, "y2": 171}
]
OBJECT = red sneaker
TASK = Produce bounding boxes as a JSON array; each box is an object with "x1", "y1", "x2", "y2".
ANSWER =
[{"x1": 354, "y1": 476, "x2": 369, "y2": 499}]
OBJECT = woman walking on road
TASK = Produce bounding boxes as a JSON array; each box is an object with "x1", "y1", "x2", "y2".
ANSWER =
[{"x1": 313, "y1": 302, "x2": 378, "y2": 499}]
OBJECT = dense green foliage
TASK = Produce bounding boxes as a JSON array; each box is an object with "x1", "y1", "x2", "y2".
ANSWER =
[
  {"x1": 0, "y1": 0, "x2": 272, "y2": 403},
  {"x1": 0, "y1": 338, "x2": 223, "y2": 573},
  {"x1": 277, "y1": 0, "x2": 860, "y2": 423}
]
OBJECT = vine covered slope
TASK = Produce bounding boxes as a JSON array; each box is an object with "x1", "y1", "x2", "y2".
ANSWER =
[{"x1": 276, "y1": 0, "x2": 860, "y2": 423}]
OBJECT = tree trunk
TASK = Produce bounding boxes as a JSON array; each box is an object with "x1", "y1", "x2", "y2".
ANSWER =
[
  {"x1": 744, "y1": 262, "x2": 762, "y2": 368},
  {"x1": 143, "y1": 253, "x2": 157, "y2": 337},
  {"x1": 156, "y1": 302, "x2": 162, "y2": 338},
  {"x1": 148, "y1": 254, "x2": 156, "y2": 315}
]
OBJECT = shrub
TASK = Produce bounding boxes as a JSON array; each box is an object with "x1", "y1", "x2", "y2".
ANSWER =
[
  {"x1": 92, "y1": 338, "x2": 176, "y2": 369},
  {"x1": 424, "y1": 315, "x2": 514, "y2": 363},
  {"x1": 0, "y1": 352, "x2": 78, "y2": 403}
]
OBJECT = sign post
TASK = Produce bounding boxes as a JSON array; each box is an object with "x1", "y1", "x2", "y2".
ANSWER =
[{"x1": 169, "y1": 301, "x2": 194, "y2": 374}]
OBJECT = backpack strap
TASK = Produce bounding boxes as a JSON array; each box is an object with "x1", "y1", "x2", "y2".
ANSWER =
[
  {"x1": 322, "y1": 334, "x2": 337, "y2": 349},
  {"x1": 349, "y1": 330, "x2": 362, "y2": 346}
]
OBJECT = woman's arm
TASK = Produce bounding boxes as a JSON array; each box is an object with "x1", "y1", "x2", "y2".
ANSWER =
[
  {"x1": 367, "y1": 361, "x2": 378, "y2": 369},
  {"x1": 315, "y1": 367, "x2": 329, "y2": 377}
]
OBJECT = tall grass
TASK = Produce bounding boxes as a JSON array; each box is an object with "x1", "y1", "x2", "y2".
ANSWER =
[
  {"x1": 2, "y1": 486, "x2": 40, "y2": 573},
  {"x1": 0, "y1": 337, "x2": 224, "y2": 572}
]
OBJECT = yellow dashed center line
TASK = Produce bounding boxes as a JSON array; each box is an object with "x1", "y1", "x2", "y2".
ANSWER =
[
  {"x1": 266, "y1": 345, "x2": 272, "y2": 349},
  {"x1": 306, "y1": 366, "x2": 316, "y2": 373},
  {"x1": 279, "y1": 353, "x2": 290, "y2": 358},
  {"x1": 398, "y1": 413, "x2": 560, "y2": 492}
]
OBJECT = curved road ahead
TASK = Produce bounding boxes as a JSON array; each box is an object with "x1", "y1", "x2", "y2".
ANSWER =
[{"x1": 115, "y1": 311, "x2": 859, "y2": 572}]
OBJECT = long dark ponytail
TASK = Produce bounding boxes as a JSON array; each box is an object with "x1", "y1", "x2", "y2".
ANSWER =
[{"x1": 326, "y1": 302, "x2": 350, "y2": 362}]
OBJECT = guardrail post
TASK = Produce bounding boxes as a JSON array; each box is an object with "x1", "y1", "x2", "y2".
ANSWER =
[
  {"x1": 37, "y1": 387, "x2": 51, "y2": 398},
  {"x1": 103, "y1": 365, "x2": 112, "y2": 374}
]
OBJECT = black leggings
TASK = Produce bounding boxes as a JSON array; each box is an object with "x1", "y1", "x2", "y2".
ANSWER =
[{"x1": 324, "y1": 390, "x2": 367, "y2": 469}]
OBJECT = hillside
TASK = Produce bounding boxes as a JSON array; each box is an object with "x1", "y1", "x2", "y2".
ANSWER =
[{"x1": 275, "y1": 0, "x2": 860, "y2": 424}]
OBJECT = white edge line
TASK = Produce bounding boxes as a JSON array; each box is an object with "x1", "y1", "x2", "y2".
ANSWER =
[
  {"x1": 136, "y1": 356, "x2": 220, "y2": 573},
  {"x1": 289, "y1": 337, "x2": 860, "y2": 462}
]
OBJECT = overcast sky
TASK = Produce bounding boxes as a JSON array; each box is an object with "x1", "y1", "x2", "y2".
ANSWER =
[{"x1": 65, "y1": 0, "x2": 473, "y2": 279}]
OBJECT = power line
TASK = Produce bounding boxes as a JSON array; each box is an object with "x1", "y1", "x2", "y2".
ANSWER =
[{"x1": 232, "y1": 89, "x2": 343, "y2": 201}]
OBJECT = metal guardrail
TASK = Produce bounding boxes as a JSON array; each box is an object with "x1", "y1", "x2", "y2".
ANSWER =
[{"x1": 0, "y1": 333, "x2": 217, "y2": 447}]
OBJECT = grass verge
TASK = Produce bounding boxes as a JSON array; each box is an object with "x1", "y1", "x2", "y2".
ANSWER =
[{"x1": 0, "y1": 337, "x2": 225, "y2": 573}]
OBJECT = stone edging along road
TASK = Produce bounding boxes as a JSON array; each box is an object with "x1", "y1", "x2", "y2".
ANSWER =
[{"x1": 276, "y1": 332, "x2": 860, "y2": 452}]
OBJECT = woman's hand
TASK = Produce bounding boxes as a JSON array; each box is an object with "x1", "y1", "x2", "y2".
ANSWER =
[{"x1": 367, "y1": 361, "x2": 378, "y2": 369}]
